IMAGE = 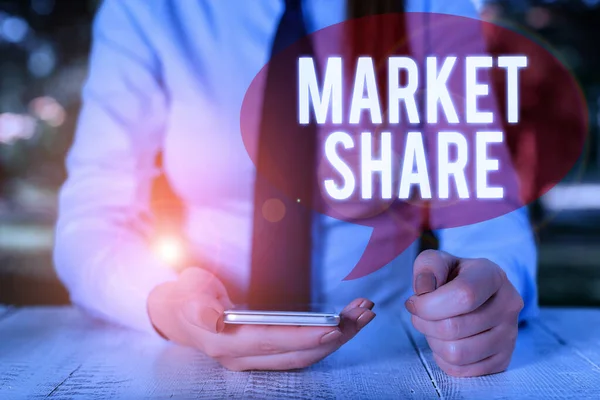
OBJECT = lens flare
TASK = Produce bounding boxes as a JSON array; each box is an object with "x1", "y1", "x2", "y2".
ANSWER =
[{"x1": 154, "y1": 236, "x2": 184, "y2": 266}]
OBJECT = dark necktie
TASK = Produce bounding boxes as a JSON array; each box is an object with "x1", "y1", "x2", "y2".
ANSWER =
[
  {"x1": 249, "y1": 0, "x2": 316, "y2": 308},
  {"x1": 249, "y1": 0, "x2": 409, "y2": 308}
]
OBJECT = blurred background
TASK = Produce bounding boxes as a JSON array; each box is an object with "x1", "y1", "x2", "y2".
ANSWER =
[{"x1": 0, "y1": 0, "x2": 599, "y2": 307}]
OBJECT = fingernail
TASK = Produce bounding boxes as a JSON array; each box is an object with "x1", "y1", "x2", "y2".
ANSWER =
[
  {"x1": 216, "y1": 317, "x2": 225, "y2": 333},
  {"x1": 350, "y1": 298, "x2": 363, "y2": 309},
  {"x1": 201, "y1": 308, "x2": 224, "y2": 333},
  {"x1": 342, "y1": 298, "x2": 363, "y2": 313},
  {"x1": 320, "y1": 329, "x2": 343, "y2": 345},
  {"x1": 405, "y1": 299, "x2": 416, "y2": 314},
  {"x1": 359, "y1": 300, "x2": 375, "y2": 310},
  {"x1": 415, "y1": 273, "x2": 437, "y2": 295},
  {"x1": 356, "y1": 310, "x2": 376, "y2": 330}
]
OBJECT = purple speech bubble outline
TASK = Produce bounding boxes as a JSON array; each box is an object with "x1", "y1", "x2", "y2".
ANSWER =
[{"x1": 240, "y1": 13, "x2": 587, "y2": 280}]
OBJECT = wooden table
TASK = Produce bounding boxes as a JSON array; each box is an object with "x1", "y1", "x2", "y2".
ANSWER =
[{"x1": 1, "y1": 305, "x2": 599, "y2": 399}]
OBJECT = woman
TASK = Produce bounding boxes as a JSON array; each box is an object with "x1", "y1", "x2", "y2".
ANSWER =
[{"x1": 54, "y1": 0, "x2": 536, "y2": 375}]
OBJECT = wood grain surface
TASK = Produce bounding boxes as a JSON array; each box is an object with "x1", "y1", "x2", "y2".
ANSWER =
[
  {"x1": 0, "y1": 306, "x2": 598, "y2": 399},
  {"x1": 403, "y1": 311, "x2": 600, "y2": 399},
  {"x1": 539, "y1": 308, "x2": 600, "y2": 369}
]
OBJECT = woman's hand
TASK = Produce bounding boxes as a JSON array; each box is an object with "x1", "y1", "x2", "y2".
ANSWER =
[
  {"x1": 406, "y1": 250, "x2": 523, "y2": 377},
  {"x1": 148, "y1": 267, "x2": 376, "y2": 371}
]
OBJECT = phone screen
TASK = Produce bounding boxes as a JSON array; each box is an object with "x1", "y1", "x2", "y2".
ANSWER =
[
  {"x1": 230, "y1": 303, "x2": 336, "y2": 313},
  {"x1": 223, "y1": 304, "x2": 340, "y2": 326}
]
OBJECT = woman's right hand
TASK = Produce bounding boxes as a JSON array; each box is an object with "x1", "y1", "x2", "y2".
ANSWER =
[{"x1": 148, "y1": 267, "x2": 376, "y2": 371}]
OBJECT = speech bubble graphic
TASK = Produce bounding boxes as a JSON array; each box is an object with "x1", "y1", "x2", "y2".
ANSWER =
[{"x1": 240, "y1": 13, "x2": 587, "y2": 280}]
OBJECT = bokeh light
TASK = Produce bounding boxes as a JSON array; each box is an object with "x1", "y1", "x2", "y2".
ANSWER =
[
  {"x1": 0, "y1": 113, "x2": 36, "y2": 144},
  {"x1": 31, "y1": 0, "x2": 55, "y2": 16},
  {"x1": 28, "y1": 44, "x2": 56, "y2": 77},
  {"x1": 29, "y1": 96, "x2": 65, "y2": 127},
  {"x1": 1, "y1": 16, "x2": 28, "y2": 43}
]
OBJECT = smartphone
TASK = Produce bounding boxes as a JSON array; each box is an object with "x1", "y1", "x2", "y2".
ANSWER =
[{"x1": 223, "y1": 304, "x2": 340, "y2": 326}]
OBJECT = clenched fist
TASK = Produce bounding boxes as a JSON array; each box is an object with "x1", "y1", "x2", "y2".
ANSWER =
[{"x1": 405, "y1": 250, "x2": 523, "y2": 377}]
